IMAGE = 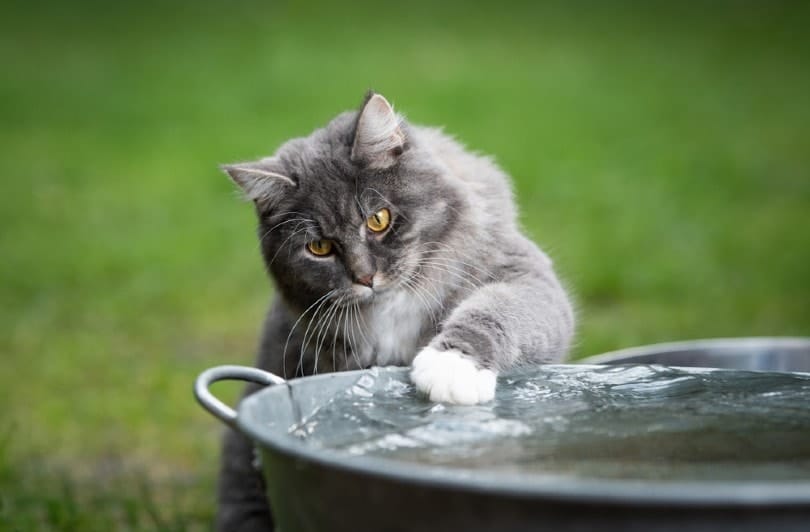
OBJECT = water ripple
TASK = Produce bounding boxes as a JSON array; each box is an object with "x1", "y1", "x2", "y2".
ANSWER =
[{"x1": 290, "y1": 364, "x2": 810, "y2": 481}]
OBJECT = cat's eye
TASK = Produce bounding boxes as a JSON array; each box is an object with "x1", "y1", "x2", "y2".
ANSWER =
[
  {"x1": 307, "y1": 239, "x2": 333, "y2": 256},
  {"x1": 366, "y1": 208, "x2": 391, "y2": 233}
]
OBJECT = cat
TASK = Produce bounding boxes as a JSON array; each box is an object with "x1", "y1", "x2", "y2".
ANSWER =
[{"x1": 218, "y1": 91, "x2": 575, "y2": 530}]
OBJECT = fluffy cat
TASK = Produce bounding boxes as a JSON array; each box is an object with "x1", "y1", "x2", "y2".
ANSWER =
[{"x1": 218, "y1": 92, "x2": 574, "y2": 530}]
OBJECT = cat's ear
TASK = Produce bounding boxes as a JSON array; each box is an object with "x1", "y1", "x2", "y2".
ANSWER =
[
  {"x1": 221, "y1": 158, "x2": 296, "y2": 204},
  {"x1": 351, "y1": 92, "x2": 406, "y2": 169}
]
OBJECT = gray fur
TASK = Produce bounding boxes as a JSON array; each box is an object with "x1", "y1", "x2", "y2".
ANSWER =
[{"x1": 218, "y1": 93, "x2": 574, "y2": 530}]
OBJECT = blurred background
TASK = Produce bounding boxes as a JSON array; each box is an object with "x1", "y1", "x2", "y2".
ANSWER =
[{"x1": 2, "y1": 0, "x2": 809, "y2": 529}]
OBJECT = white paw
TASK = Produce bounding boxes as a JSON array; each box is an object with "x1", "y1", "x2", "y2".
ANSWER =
[{"x1": 410, "y1": 347, "x2": 497, "y2": 405}]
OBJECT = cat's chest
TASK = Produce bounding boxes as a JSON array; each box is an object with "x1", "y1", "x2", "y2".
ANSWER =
[{"x1": 364, "y1": 291, "x2": 432, "y2": 366}]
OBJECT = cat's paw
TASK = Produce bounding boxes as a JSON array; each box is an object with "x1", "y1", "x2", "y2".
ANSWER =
[{"x1": 410, "y1": 347, "x2": 497, "y2": 405}]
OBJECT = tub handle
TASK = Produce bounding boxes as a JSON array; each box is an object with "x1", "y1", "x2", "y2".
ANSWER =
[{"x1": 194, "y1": 365, "x2": 286, "y2": 429}]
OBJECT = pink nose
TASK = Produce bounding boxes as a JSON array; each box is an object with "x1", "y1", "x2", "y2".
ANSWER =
[{"x1": 355, "y1": 274, "x2": 374, "y2": 288}]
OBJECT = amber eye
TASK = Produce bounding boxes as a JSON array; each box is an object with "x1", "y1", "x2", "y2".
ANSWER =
[
  {"x1": 366, "y1": 208, "x2": 391, "y2": 233},
  {"x1": 307, "y1": 239, "x2": 333, "y2": 256}
]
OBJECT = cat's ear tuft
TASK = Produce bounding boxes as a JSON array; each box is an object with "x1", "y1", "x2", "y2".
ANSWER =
[
  {"x1": 351, "y1": 92, "x2": 406, "y2": 169},
  {"x1": 221, "y1": 158, "x2": 296, "y2": 203}
]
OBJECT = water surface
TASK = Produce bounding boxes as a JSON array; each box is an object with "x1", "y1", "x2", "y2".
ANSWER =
[{"x1": 290, "y1": 365, "x2": 810, "y2": 481}]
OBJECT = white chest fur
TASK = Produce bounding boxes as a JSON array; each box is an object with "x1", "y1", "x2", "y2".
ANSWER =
[{"x1": 364, "y1": 289, "x2": 429, "y2": 366}]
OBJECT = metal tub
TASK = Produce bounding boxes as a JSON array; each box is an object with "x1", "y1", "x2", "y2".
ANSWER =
[
  {"x1": 580, "y1": 336, "x2": 810, "y2": 372},
  {"x1": 195, "y1": 337, "x2": 810, "y2": 532}
]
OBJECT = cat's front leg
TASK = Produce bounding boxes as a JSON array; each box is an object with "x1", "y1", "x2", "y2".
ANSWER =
[
  {"x1": 217, "y1": 384, "x2": 274, "y2": 531},
  {"x1": 410, "y1": 273, "x2": 574, "y2": 405}
]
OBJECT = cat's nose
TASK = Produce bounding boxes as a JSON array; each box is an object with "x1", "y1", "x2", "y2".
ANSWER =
[{"x1": 354, "y1": 273, "x2": 374, "y2": 288}]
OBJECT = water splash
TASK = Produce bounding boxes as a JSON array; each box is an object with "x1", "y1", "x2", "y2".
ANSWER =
[{"x1": 290, "y1": 364, "x2": 810, "y2": 481}]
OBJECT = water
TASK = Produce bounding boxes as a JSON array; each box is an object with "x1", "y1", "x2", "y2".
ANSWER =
[{"x1": 290, "y1": 365, "x2": 810, "y2": 481}]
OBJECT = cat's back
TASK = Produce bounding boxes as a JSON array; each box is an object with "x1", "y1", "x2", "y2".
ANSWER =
[
  {"x1": 411, "y1": 125, "x2": 517, "y2": 229},
  {"x1": 411, "y1": 123, "x2": 553, "y2": 276}
]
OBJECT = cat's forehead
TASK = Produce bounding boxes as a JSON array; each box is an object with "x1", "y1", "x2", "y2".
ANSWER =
[
  {"x1": 276, "y1": 111, "x2": 357, "y2": 177},
  {"x1": 291, "y1": 180, "x2": 396, "y2": 226},
  {"x1": 307, "y1": 192, "x2": 362, "y2": 232},
  {"x1": 277, "y1": 144, "x2": 400, "y2": 213},
  {"x1": 267, "y1": 110, "x2": 435, "y2": 229}
]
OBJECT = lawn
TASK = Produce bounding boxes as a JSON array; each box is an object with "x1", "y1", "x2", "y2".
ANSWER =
[{"x1": 2, "y1": 0, "x2": 809, "y2": 529}]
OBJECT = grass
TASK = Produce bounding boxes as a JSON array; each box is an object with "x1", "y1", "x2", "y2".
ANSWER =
[{"x1": 1, "y1": 0, "x2": 809, "y2": 528}]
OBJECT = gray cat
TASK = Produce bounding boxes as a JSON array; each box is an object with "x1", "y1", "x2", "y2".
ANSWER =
[{"x1": 218, "y1": 92, "x2": 574, "y2": 530}]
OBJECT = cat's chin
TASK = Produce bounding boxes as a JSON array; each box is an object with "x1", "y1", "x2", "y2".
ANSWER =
[{"x1": 350, "y1": 284, "x2": 375, "y2": 301}]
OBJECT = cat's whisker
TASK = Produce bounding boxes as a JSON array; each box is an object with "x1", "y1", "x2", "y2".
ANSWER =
[
  {"x1": 399, "y1": 275, "x2": 439, "y2": 326},
  {"x1": 309, "y1": 294, "x2": 341, "y2": 373},
  {"x1": 413, "y1": 239, "x2": 491, "y2": 263},
  {"x1": 283, "y1": 227, "x2": 310, "y2": 264},
  {"x1": 398, "y1": 274, "x2": 429, "y2": 307},
  {"x1": 260, "y1": 217, "x2": 313, "y2": 244},
  {"x1": 268, "y1": 223, "x2": 314, "y2": 267},
  {"x1": 399, "y1": 262, "x2": 446, "y2": 310},
  {"x1": 349, "y1": 303, "x2": 366, "y2": 356},
  {"x1": 399, "y1": 267, "x2": 441, "y2": 309},
  {"x1": 282, "y1": 290, "x2": 335, "y2": 378},
  {"x1": 362, "y1": 187, "x2": 410, "y2": 223},
  {"x1": 269, "y1": 210, "x2": 309, "y2": 219},
  {"x1": 353, "y1": 302, "x2": 372, "y2": 352},
  {"x1": 408, "y1": 271, "x2": 447, "y2": 321},
  {"x1": 332, "y1": 301, "x2": 348, "y2": 372},
  {"x1": 312, "y1": 298, "x2": 338, "y2": 373},
  {"x1": 417, "y1": 261, "x2": 481, "y2": 292},
  {"x1": 314, "y1": 295, "x2": 344, "y2": 374},
  {"x1": 259, "y1": 223, "x2": 309, "y2": 251},
  {"x1": 412, "y1": 281, "x2": 444, "y2": 318},
  {"x1": 419, "y1": 254, "x2": 478, "y2": 279},
  {"x1": 348, "y1": 303, "x2": 364, "y2": 370},
  {"x1": 411, "y1": 246, "x2": 491, "y2": 280},
  {"x1": 342, "y1": 301, "x2": 352, "y2": 369},
  {"x1": 261, "y1": 212, "x2": 314, "y2": 237},
  {"x1": 353, "y1": 196, "x2": 366, "y2": 217},
  {"x1": 420, "y1": 260, "x2": 483, "y2": 289},
  {"x1": 298, "y1": 291, "x2": 337, "y2": 376},
  {"x1": 258, "y1": 218, "x2": 313, "y2": 257},
  {"x1": 420, "y1": 253, "x2": 496, "y2": 283},
  {"x1": 413, "y1": 242, "x2": 496, "y2": 280},
  {"x1": 346, "y1": 303, "x2": 356, "y2": 368}
]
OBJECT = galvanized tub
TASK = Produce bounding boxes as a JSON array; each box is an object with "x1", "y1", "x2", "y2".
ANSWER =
[
  {"x1": 195, "y1": 337, "x2": 810, "y2": 532},
  {"x1": 580, "y1": 336, "x2": 810, "y2": 372}
]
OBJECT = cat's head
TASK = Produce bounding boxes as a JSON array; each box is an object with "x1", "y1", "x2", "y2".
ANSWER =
[{"x1": 223, "y1": 92, "x2": 464, "y2": 308}]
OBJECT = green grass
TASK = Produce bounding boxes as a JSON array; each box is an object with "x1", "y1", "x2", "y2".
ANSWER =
[{"x1": 2, "y1": 0, "x2": 809, "y2": 528}]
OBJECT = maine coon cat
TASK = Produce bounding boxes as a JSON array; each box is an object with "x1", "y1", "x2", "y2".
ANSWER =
[{"x1": 218, "y1": 92, "x2": 574, "y2": 530}]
